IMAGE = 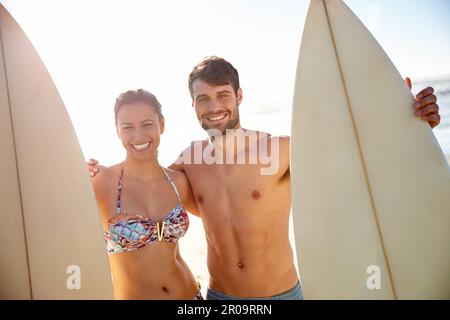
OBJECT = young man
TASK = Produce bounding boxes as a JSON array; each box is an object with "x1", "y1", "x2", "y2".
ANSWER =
[{"x1": 89, "y1": 56, "x2": 440, "y2": 300}]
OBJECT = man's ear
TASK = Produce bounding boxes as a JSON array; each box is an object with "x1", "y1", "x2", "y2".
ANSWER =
[
  {"x1": 160, "y1": 117, "x2": 165, "y2": 134},
  {"x1": 237, "y1": 88, "x2": 243, "y2": 106}
]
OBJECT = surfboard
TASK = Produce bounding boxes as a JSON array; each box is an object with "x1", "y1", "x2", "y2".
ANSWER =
[
  {"x1": 0, "y1": 4, "x2": 114, "y2": 299},
  {"x1": 291, "y1": 0, "x2": 450, "y2": 299}
]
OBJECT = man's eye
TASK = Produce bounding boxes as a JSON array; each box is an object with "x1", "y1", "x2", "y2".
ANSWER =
[
  {"x1": 123, "y1": 127, "x2": 132, "y2": 130},
  {"x1": 143, "y1": 123, "x2": 152, "y2": 127},
  {"x1": 219, "y1": 94, "x2": 229, "y2": 99}
]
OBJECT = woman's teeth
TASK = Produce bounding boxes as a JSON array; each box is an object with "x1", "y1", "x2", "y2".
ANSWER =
[
  {"x1": 207, "y1": 113, "x2": 227, "y2": 121},
  {"x1": 133, "y1": 142, "x2": 150, "y2": 150}
]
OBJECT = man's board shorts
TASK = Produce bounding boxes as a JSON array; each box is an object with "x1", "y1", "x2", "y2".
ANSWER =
[{"x1": 206, "y1": 281, "x2": 303, "y2": 300}]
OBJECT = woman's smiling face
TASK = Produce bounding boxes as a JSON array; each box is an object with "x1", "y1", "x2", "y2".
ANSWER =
[{"x1": 116, "y1": 102, "x2": 164, "y2": 160}]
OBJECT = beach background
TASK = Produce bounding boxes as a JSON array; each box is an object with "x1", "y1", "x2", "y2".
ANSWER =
[{"x1": 1, "y1": 0, "x2": 449, "y2": 298}]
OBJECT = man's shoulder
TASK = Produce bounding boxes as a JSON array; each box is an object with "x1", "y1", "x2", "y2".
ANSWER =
[
  {"x1": 257, "y1": 132, "x2": 290, "y2": 147},
  {"x1": 171, "y1": 140, "x2": 207, "y2": 170},
  {"x1": 269, "y1": 135, "x2": 290, "y2": 149},
  {"x1": 273, "y1": 135, "x2": 290, "y2": 142},
  {"x1": 243, "y1": 131, "x2": 289, "y2": 154},
  {"x1": 250, "y1": 130, "x2": 289, "y2": 142},
  {"x1": 269, "y1": 135, "x2": 290, "y2": 163}
]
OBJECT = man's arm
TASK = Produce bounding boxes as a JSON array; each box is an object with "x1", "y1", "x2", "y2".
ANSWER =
[
  {"x1": 276, "y1": 135, "x2": 291, "y2": 179},
  {"x1": 183, "y1": 180, "x2": 200, "y2": 217},
  {"x1": 169, "y1": 144, "x2": 200, "y2": 217}
]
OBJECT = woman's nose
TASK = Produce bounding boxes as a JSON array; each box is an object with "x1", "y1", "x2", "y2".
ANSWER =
[{"x1": 133, "y1": 127, "x2": 148, "y2": 141}]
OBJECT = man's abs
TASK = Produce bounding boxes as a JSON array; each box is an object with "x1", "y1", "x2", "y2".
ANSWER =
[{"x1": 205, "y1": 225, "x2": 299, "y2": 297}]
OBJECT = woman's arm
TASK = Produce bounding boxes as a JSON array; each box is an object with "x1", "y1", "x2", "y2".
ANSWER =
[{"x1": 91, "y1": 165, "x2": 117, "y2": 222}]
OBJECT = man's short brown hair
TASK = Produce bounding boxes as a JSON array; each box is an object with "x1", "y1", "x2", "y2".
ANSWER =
[{"x1": 188, "y1": 56, "x2": 240, "y2": 99}]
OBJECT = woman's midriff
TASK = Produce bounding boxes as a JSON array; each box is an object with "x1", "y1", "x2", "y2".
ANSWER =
[{"x1": 108, "y1": 244, "x2": 198, "y2": 300}]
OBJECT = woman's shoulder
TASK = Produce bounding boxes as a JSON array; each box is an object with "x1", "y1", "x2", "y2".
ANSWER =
[
  {"x1": 92, "y1": 163, "x2": 122, "y2": 191},
  {"x1": 106, "y1": 163, "x2": 123, "y2": 176}
]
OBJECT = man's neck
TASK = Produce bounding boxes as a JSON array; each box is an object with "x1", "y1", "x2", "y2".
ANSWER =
[{"x1": 208, "y1": 125, "x2": 251, "y2": 156}]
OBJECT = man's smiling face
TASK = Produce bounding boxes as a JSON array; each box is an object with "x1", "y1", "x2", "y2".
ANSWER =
[{"x1": 192, "y1": 79, "x2": 242, "y2": 134}]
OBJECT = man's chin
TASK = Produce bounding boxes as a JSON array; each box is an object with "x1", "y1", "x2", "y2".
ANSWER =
[
  {"x1": 202, "y1": 122, "x2": 224, "y2": 132},
  {"x1": 203, "y1": 127, "x2": 226, "y2": 136},
  {"x1": 202, "y1": 121, "x2": 240, "y2": 135}
]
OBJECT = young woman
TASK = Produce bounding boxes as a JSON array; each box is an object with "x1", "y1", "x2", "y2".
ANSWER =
[{"x1": 91, "y1": 89, "x2": 202, "y2": 299}]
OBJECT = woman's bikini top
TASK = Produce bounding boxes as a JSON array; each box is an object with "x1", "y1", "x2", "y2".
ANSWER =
[{"x1": 104, "y1": 166, "x2": 189, "y2": 255}]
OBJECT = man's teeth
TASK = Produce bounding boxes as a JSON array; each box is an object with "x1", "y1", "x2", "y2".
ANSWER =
[
  {"x1": 133, "y1": 142, "x2": 150, "y2": 150},
  {"x1": 207, "y1": 113, "x2": 227, "y2": 121}
]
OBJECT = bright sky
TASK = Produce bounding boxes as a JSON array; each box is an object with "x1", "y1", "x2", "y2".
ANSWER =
[{"x1": 2, "y1": 0, "x2": 450, "y2": 166}]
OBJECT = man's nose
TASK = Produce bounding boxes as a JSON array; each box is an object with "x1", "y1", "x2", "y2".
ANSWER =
[{"x1": 208, "y1": 98, "x2": 222, "y2": 112}]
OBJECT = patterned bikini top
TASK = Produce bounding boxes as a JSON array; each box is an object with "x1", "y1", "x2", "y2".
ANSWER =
[{"x1": 104, "y1": 166, "x2": 189, "y2": 255}]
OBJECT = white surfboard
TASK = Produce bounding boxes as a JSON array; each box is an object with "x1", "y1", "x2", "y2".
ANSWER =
[
  {"x1": 291, "y1": 0, "x2": 450, "y2": 299},
  {"x1": 0, "y1": 4, "x2": 114, "y2": 299}
]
